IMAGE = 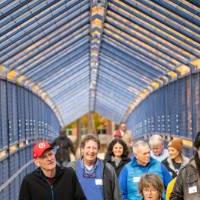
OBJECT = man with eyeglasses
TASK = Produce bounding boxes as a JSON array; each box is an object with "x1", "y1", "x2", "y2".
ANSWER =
[
  {"x1": 68, "y1": 134, "x2": 121, "y2": 200},
  {"x1": 19, "y1": 141, "x2": 86, "y2": 200},
  {"x1": 170, "y1": 132, "x2": 200, "y2": 200}
]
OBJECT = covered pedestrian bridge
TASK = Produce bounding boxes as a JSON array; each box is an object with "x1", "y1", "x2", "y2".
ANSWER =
[{"x1": 0, "y1": 0, "x2": 200, "y2": 199}]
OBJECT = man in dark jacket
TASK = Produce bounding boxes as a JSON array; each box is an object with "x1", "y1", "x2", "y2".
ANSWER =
[
  {"x1": 52, "y1": 130, "x2": 75, "y2": 167},
  {"x1": 19, "y1": 141, "x2": 86, "y2": 200},
  {"x1": 170, "y1": 132, "x2": 200, "y2": 200}
]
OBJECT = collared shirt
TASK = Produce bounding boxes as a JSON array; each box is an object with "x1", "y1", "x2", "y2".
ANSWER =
[{"x1": 151, "y1": 149, "x2": 169, "y2": 162}]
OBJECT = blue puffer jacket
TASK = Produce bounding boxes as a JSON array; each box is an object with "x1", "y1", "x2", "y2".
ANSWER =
[{"x1": 119, "y1": 157, "x2": 172, "y2": 200}]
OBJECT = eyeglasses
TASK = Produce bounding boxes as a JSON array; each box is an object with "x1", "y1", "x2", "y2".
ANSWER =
[{"x1": 143, "y1": 188, "x2": 158, "y2": 193}]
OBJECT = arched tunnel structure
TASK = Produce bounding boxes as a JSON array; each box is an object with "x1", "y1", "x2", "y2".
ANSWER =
[{"x1": 0, "y1": 0, "x2": 199, "y2": 199}]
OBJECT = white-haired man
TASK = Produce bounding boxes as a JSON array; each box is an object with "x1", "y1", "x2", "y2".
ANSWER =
[
  {"x1": 19, "y1": 141, "x2": 86, "y2": 200},
  {"x1": 119, "y1": 140, "x2": 172, "y2": 200}
]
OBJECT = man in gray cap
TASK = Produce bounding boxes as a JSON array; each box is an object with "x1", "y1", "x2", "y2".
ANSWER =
[{"x1": 170, "y1": 132, "x2": 200, "y2": 200}]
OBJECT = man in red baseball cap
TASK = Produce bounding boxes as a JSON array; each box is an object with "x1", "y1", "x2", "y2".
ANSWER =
[
  {"x1": 32, "y1": 141, "x2": 56, "y2": 175},
  {"x1": 32, "y1": 141, "x2": 53, "y2": 158},
  {"x1": 19, "y1": 141, "x2": 86, "y2": 200}
]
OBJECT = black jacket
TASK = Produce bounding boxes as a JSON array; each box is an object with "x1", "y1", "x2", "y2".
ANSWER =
[
  {"x1": 104, "y1": 156, "x2": 130, "y2": 177},
  {"x1": 52, "y1": 135, "x2": 75, "y2": 163},
  {"x1": 19, "y1": 165, "x2": 86, "y2": 200}
]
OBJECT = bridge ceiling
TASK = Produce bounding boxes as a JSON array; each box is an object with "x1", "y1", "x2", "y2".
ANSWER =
[{"x1": 0, "y1": 0, "x2": 200, "y2": 126}]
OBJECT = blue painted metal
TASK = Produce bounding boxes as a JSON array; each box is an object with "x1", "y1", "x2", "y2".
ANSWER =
[
  {"x1": 0, "y1": 0, "x2": 199, "y2": 126},
  {"x1": 0, "y1": 1, "x2": 200, "y2": 199},
  {"x1": 126, "y1": 74, "x2": 200, "y2": 139}
]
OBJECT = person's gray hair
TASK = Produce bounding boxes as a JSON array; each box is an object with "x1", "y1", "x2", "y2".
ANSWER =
[
  {"x1": 132, "y1": 140, "x2": 149, "y2": 154},
  {"x1": 149, "y1": 134, "x2": 164, "y2": 147}
]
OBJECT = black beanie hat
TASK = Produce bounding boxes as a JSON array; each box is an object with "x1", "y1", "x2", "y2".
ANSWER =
[{"x1": 194, "y1": 132, "x2": 200, "y2": 149}]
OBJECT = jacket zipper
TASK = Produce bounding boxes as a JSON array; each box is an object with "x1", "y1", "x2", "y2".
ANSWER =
[
  {"x1": 51, "y1": 185, "x2": 54, "y2": 200},
  {"x1": 45, "y1": 178, "x2": 55, "y2": 200}
]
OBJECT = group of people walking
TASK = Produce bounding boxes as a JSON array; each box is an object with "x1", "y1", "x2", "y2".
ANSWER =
[{"x1": 18, "y1": 125, "x2": 200, "y2": 200}]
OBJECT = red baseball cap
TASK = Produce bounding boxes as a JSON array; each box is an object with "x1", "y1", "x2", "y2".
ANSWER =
[{"x1": 33, "y1": 141, "x2": 52, "y2": 159}]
